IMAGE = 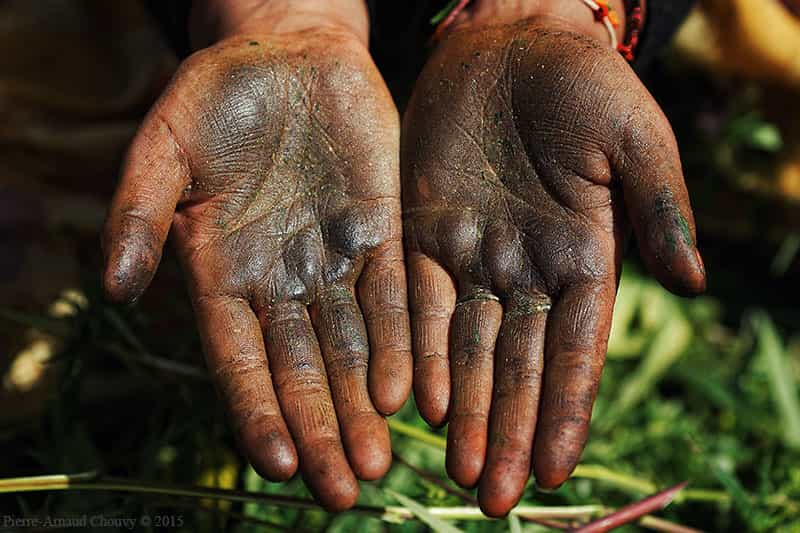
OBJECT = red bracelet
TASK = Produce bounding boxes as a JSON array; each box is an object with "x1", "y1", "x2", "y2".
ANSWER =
[{"x1": 618, "y1": 0, "x2": 646, "y2": 62}]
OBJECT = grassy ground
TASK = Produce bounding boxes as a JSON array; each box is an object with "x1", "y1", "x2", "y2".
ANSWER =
[{"x1": 1, "y1": 259, "x2": 798, "y2": 532}]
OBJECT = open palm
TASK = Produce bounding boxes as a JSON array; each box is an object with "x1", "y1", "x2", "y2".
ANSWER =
[
  {"x1": 102, "y1": 29, "x2": 411, "y2": 511},
  {"x1": 402, "y1": 20, "x2": 706, "y2": 517}
]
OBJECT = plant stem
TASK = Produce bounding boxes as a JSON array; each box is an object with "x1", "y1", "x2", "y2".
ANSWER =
[
  {"x1": 388, "y1": 418, "x2": 447, "y2": 449},
  {"x1": 572, "y1": 482, "x2": 687, "y2": 533},
  {"x1": 0, "y1": 472, "x2": 604, "y2": 523},
  {"x1": 639, "y1": 515, "x2": 704, "y2": 533},
  {"x1": 571, "y1": 465, "x2": 656, "y2": 494},
  {"x1": 392, "y1": 452, "x2": 477, "y2": 505},
  {"x1": 400, "y1": 505, "x2": 602, "y2": 521}
]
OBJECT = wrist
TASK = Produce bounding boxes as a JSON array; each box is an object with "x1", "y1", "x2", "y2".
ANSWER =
[
  {"x1": 190, "y1": 0, "x2": 369, "y2": 49},
  {"x1": 452, "y1": 0, "x2": 626, "y2": 46}
]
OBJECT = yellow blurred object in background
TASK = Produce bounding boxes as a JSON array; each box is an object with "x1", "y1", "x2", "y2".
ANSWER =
[{"x1": 675, "y1": 0, "x2": 800, "y2": 89}]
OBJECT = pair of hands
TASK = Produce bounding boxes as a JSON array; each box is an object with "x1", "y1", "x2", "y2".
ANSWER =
[{"x1": 102, "y1": 0, "x2": 705, "y2": 517}]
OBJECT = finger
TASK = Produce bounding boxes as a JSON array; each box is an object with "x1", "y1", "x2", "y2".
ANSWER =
[
  {"x1": 195, "y1": 295, "x2": 297, "y2": 482},
  {"x1": 311, "y1": 286, "x2": 392, "y2": 482},
  {"x1": 102, "y1": 108, "x2": 191, "y2": 303},
  {"x1": 613, "y1": 109, "x2": 705, "y2": 296},
  {"x1": 358, "y1": 240, "x2": 412, "y2": 415},
  {"x1": 407, "y1": 253, "x2": 457, "y2": 426},
  {"x1": 478, "y1": 295, "x2": 549, "y2": 517},
  {"x1": 446, "y1": 292, "x2": 502, "y2": 489},
  {"x1": 263, "y1": 301, "x2": 359, "y2": 511},
  {"x1": 533, "y1": 280, "x2": 616, "y2": 489}
]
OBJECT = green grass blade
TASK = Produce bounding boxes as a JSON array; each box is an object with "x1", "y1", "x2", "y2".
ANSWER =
[
  {"x1": 386, "y1": 489, "x2": 464, "y2": 533},
  {"x1": 508, "y1": 514, "x2": 522, "y2": 533},
  {"x1": 709, "y1": 462, "x2": 755, "y2": 520},
  {"x1": 752, "y1": 311, "x2": 800, "y2": 449},
  {"x1": 599, "y1": 314, "x2": 692, "y2": 430},
  {"x1": 607, "y1": 276, "x2": 646, "y2": 359},
  {"x1": 388, "y1": 418, "x2": 447, "y2": 449}
]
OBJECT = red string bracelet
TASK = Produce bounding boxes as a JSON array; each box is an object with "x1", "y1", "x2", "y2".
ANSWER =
[{"x1": 618, "y1": 0, "x2": 646, "y2": 61}]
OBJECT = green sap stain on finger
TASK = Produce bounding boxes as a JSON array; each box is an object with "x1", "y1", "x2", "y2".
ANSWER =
[
  {"x1": 653, "y1": 190, "x2": 693, "y2": 253},
  {"x1": 676, "y1": 213, "x2": 693, "y2": 247},
  {"x1": 471, "y1": 327, "x2": 481, "y2": 346}
]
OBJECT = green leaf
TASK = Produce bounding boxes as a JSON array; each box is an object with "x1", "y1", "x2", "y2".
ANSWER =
[
  {"x1": 752, "y1": 311, "x2": 800, "y2": 450},
  {"x1": 599, "y1": 313, "x2": 692, "y2": 430},
  {"x1": 748, "y1": 123, "x2": 783, "y2": 152},
  {"x1": 725, "y1": 113, "x2": 783, "y2": 152},
  {"x1": 388, "y1": 417, "x2": 447, "y2": 450},
  {"x1": 508, "y1": 514, "x2": 522, "y2": 533},
  {"x1": 607, "y1": 276, "x2": 648, "y2": 359},
  {"x1": 385, "y1": 489, "x2": 464, "y2": 533},
  {"x1": 709, "y1": 460, "x2": 755, "y2": 520}
]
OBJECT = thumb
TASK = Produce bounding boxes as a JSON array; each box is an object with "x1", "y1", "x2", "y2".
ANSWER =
[
  {"x1": 102, "y1": 109, "x2": 191, "y2": 304},
  {"x1": 612, "y1": 105, "x2": 706, "y2": 296}
]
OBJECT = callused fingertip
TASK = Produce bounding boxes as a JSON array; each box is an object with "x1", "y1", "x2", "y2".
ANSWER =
[
  {"x1": 532, "y1": 438, "x2": 579, "y2": 491},
  {"x1": 246, "y1": 430, "x2": 298, "y2": 482},
  {"x1": 302, "y1": 445, "x2": 361, "y2": 512},
  {"x1": 314, "y1": 474, "x2": 360, "y2": 513},
  {"x1": 102, "y1": 259, "x2": 148, "y2": 306},
  {"x1": 478, "y1": 477, "x2": 524, "y2": 518},
  {"x1": 532, "y1": 457, "x2": 573, "y2": 492},
  {"x1": 683, "y1": 264, "x2": 707, "y2": 296},
  {"x1": 371, "y1": 392, "x2": 407, "y2": 417},
  {"x1": 657, "y1": 244, "x2": 707, "y2": 298},
  {"x1": 414, "y1": 382, "x2": 449, "y2": 428},
  {"x1": 445, "y1": 424, "x2": 487, "y2": 489},
  {"x1": 446, "y1": 453, "x2": 483, "y2": 489},
  {"x1": 478, "y1": 498, "x2": 513, "y2": 519},
  {"x1": 102, "y1": 211, "x2": 165, "y2": 305},
  {"x1": 369, "y1": 359, "x2": 413, "y2": 416},
  {"x1": 101, "y1": 238, "x2": 161, "y2": 306},
  {"x1": 478, "y1": 493, "x2": 515, "y2": 519},
  {"x1": 351, "y1": 450, "x2": 392, "y2": 482},
  {"x1": 478, "y1": 452, "x2": 531, "y2": 517},
  {"x1": 346, "y1": 418, "x2": 392, "y2": 481}
]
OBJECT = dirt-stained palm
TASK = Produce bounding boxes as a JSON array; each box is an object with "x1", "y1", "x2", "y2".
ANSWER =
[
  {"x1": 402, "y1": 19, "x2": 706, "y2": 517},
  {"x1": 102, "y1": 29, "x2": 411, "y2": 511}
]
